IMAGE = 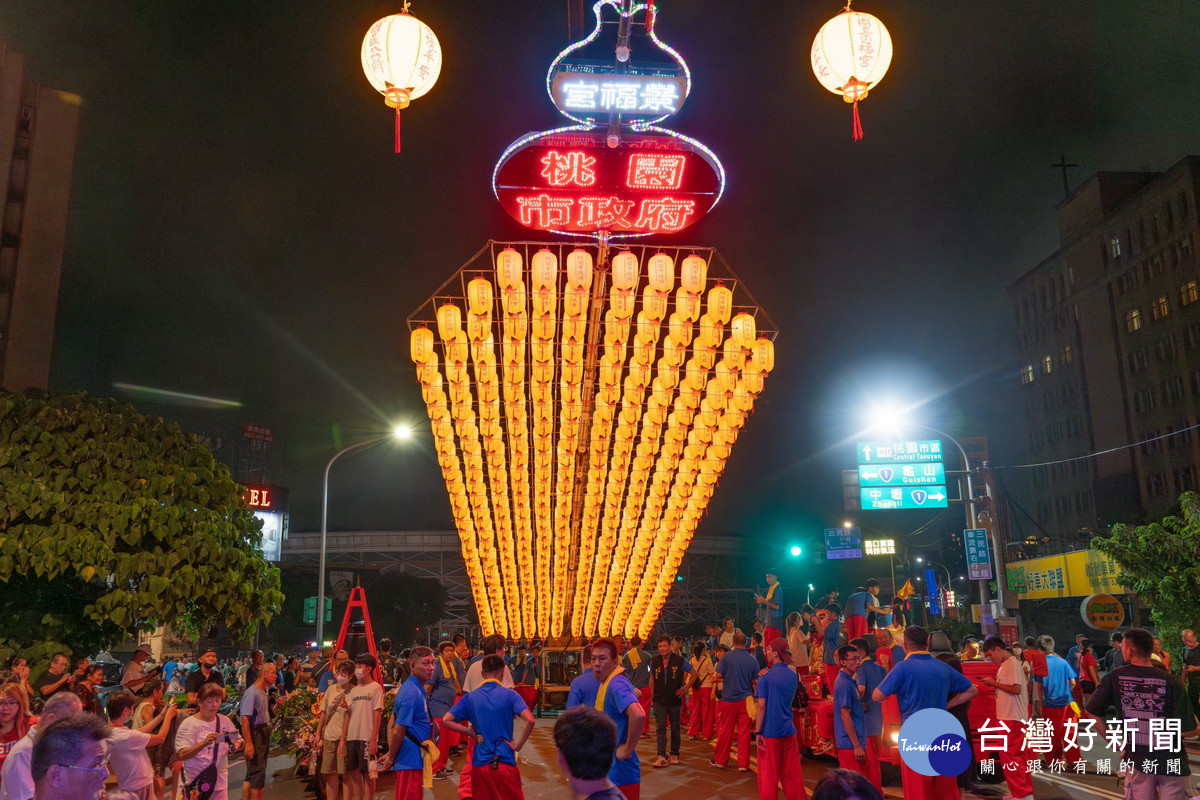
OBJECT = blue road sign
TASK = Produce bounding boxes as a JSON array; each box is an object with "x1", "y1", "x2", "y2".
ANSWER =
[
  {"x1": 858, "y1": 462, "x2": 947, "y2": 487},
  {"x1": 824, "y1": 527, "x2": 863, "y2": 559},
  {"x1": 857, "y1": 440, "x2": 944, "y2": 464},
  {"x1": 860, "y1": 486, "x2": 949, "y2": 510}
]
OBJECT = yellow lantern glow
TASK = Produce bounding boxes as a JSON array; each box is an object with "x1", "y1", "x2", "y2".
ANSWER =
[
  {"x1": 811, "y1": 5, "x2": 893, "y2": 141},
  {"x1": 361, "y1": 10, "x2": 442, "y2": 152}
]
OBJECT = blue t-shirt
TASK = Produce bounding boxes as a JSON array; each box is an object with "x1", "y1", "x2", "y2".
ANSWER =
[
  {"x1": 715, "y1": 648, "x2": 759, "y2": 702},
  {"x1": 1036, "y1": 654, "x2": 1078, "y2": 708},
  {"x1": 1066, "y1": 645, "x2": 1081, "y2": 673},
  {"x1": 162, "y1": 661, "x2": 177, "y2": 684},
  {"x1": 763, "y1": 584, "x2": 784, "y2": 629},
  {"x1": 753, "y1": 663, "x2": 797, "y2": 738},
  {"x1": 318, "y1": 668, "x2": 337, "y2": 692},
  {"x1": 844, "y1": 591, "x2": 870, "y2": 618},
  {"x1": 391, "y1": 676, "x2": 432, "y2": 771},
  {"x1": 891, "y1": 644, "x2": 906, "y2": 669},
  {"x1": 428, "y1": 658, "x2": 459, "y2": 717},
  {"x1": 856, "y1": 659, "x2": 887, "y2": 736},
  {"x1": 239, "y1": 683, "x2": 269, "y2": 727},
  {"x1": 621, "y1": 650, "x2": 652, "y2": 689},
  {"x1": 567, "y1": 669, "x2": 641, "y2": 786},
  {"x1": 448, "y1": 682, "x2": 529, "y2": 767},
  {"x1": 823, "y1": 621, "x2": 841, "y2": 665},
  {"x1": 875, "y1": 653, "x2": 972, "y2": 721},
  {"x1": 833, "y1": 671, "x2": 866, "y2": 750}
]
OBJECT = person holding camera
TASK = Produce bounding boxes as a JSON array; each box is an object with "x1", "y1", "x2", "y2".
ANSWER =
[{"x1": 175, "y1": 682, "x2": 243, "y2": 800}]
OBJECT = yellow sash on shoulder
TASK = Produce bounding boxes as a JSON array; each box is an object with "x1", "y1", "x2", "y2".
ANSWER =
[
  {"x1": 765, "y1": 582, "x2": 778, "y2": 602},
  {"x1": 595, "y1": 666, "x2": 626, "y2": 711}
]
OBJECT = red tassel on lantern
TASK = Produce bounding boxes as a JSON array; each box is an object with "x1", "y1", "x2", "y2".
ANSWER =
[
  {"x1": 394, "y1": 108, "x2": 402, "y2": 153},
  {"x1": 852, "y1": 100, "x2": 863, "y2": 141}
]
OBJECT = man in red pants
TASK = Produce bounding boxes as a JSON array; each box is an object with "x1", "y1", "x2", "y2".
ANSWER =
[
  {"x1": 709, "y1": 632, "x2": 759, "y2": 772},
  {"x1": 380, "y1": 647, "x2": 435, "y2": 800},
  {"x1": 873, "y1": 626, "x2": 978, "y2": 800},
  {"x1": 979, "y1": 636, "x2": 1033, "y2": 800},
  {"x1": 832, "y1": 645, "x2": 882, "y2": 793},
  {"x1": 754, "y1": 638, "x2": 805, "y2": 799},
  {"x1": 442, "y1": 655, "x2": 536, "y2": 800}
]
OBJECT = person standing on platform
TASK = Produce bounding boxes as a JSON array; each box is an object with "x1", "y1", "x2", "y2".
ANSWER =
[
  {"x1": 649, "y1": 635, "x2": 694, "y2": 768},
  {"x1": 442, "y1": 654, "x2": 535, "y2": 800},
  {"x1": 872, "y1": 626, "x2": 977, "y2": 800},
  {"x1": 566, "y1": 639, "x2": 646, "y2": 800},
  {"x1": 381, "y1": 647, "x2": 435, "y2": 800},
  {"x1": 978, "y1": 635, "x2": 1032, "y2": 800},
  {"x1": 843, "y1": 580, "x2": 887, "y2": 641},
  {"x1": 752, "y1": 638, "x2": 804, "y2": 800},
  {"x1": 755, "y1": 570, "x2": 785, "y2": 644},
  {"x1": 833, "y1": 645, "x2": 881, "y2": 794},
  {"x1": 851, "y1": 637, "x2": 886, "y2": 794},
  {"x1": 621, "y1": 637, "x2": 653, "y2": 726},
  {"x1": 428, "y1": 641, "x2": 462, "y2": 779},
  {"x1": 709, "y1": 632, "x2": 759, "y2": 772}
]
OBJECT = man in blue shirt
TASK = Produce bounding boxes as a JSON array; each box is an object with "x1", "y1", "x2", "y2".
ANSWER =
[
  {"x1": 1036, "y1": 634, "x2": 1079, "y2": 765},
  {"x1": 754, "y1": 637, "x2": 805, "y2": 799},
  {"x1": 817, "y1": 605, "x2": 843, "y2": 694},
  {"x1": 621, "y1": 636, "x2": 653, "y2": 726},
  {"x1": 1066, "y1": 633, "x2": 1085, "y2": 673},
  {"x1": 873, "y1": 626, "x2": 977, "y2": 800},
  {"x1": 843, "y1": 579, "x2": 887, "y2": 642},
  {"x1": 428, "y1": 641, "x2": 462, "y2": 778},
  {"x1": 836, "y1": 643, "x2": 882, "y2": 793},
  {"x1": 567, "y1": 639, "x2": 646, "y2": 798},
  {"x1": 443, "y1": 654, "x2": 536, "y2": 800},
  {"x1": 851, "y1": 637, "x2": 886, "y2": 793},
  {"x1": 750, "y1": 633, "x2": 768, "y2": 671},
  {"x1": 382, "y1": 647, "x2": 435, "y2": 800},
  {"x1": 754, "y1": 570, "x2": 785, "y2": 644},
  {"x1": 709, "y1": 632, "x2": 759, "y2": 771}
]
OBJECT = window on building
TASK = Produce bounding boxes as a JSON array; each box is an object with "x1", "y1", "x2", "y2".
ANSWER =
[
  {"x1": 1041, "y1": 355, "x2": 1053, "y2": 374},
  {"x1": 1161, "y1": 376, "x2": 1186, "y2": 405},
  {"x1": 1175, "y1": 466, "x2": 1197, "y2": 493},
  {"x1": 1192, "y1": 368, "x2": 1200, "y2": 396},
  {"x1": 1020, "y1": 364, "x2": 1034, "y2": 385},
  {"x1": 1142, "y1": 431, "x2": 1161, "y2": 456},
  {"x1": 1125, "y1": 308, "x2": 1142, "y2": 332},
  {"x1": 1147, "y1": 473, "x2": 1169, "y2": 499},
  {"x1": 1128, "y1": 348, "x2": 1149, "y2": 374},
  {"x1": 1181, "y1": 236, "x2": 1193, "y2": 262},
  {"x1": 1156, "y1": 336, "x2": 1176, "y2": 362},
  {"x1": 1180, "y1": 191, "x2": 1190, "y2": 220},
  {"x1": 1110, "y1": 237, "x2": 1122, "y2": 259},
  {"x1": 1181, "y1": 279, "x2": 1198, "y2": 306},
  {"x1": 1166, "y1": 200, "x2": 1176, "y2": 230},
  {"x1": 1060, "y1": 344, "x2": 1072, "y2": 365},
  {"x1": 1153, "y1": 295, "x2": 1170, "y2": 320}
]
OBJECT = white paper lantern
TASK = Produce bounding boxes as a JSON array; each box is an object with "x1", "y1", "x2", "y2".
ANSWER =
[
  {"x1": 811, "y1": 7, "x2": 892, "y2": 140},
  {"x1": 361, "y1": 11, "x2": 443, "y2": 151}
]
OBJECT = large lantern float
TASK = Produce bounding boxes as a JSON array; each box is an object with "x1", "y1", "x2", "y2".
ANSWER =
[
  {"x1": 811, "y1": 2, "x2": 893, "y2": 140},
  {"x1": 407, "y1": 0, "x2": 777, "y2": 640}
]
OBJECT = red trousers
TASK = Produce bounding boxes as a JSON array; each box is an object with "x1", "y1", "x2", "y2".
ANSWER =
[
  {"x1": 900, "y1": 760, "x2": 960, "y2": 800},
  {"x1": 836, "y1": 737, "x2": 882, "y2": 794},
  {"x1": 687, "y1": 687, "x2": 715, "y2": 738},
  {"x1": 757, "y1": 735, "x2": 805, "y2": 799},
  {"x1": 824, "y1": 663, "x2": 840, "y2": 694},
  {"x1": 637, "y1": 685, "x2": 653, "y2": 719},
  {"x1": 764, "y1": 626, "x2": 781, "y2": 644},
  {"x1": 393, "y1": 769, "x2": 423, "y2": 800},
  {"x1": 846, "y1": 614, "x2": 868, "y2": 641},
  {"x1": 617, "y1": 784, "x2": 640, "y2": 800},
  {"x1": 994, "y1": 723, "x2": 1034, "y2": 798},
  {"x1": 1042, "y1": 705, "x2": 1081, "y2": 763},
  {"x1": 714, "y1": 699, "x2": 752, "y2": 768},
  {"x1": 470, "y1": 761, "x2": 523, "y2": 800},
  {"x1": 432, "y1": 717, "x2": 458, "y2": 771},
  {"x1": 457, "y1": 740, "x2": 474, "y2": 798}
]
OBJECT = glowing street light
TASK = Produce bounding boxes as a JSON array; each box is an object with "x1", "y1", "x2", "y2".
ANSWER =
[{"x1": 790, "y1": 545, "x2": 802, "y2": 557}]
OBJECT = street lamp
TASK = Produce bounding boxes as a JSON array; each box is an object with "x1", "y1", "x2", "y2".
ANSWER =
[
  {"x1": 914, "y1": 556, "x2": 953, "y2": 593},
  {"x1": 316, "y1": 424, "x2": 413, "y2": 645},
  {"x1": 807, "y1": 583, "x2": 815, "y2": 604}
]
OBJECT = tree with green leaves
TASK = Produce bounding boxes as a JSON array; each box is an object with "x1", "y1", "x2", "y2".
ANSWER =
[
  {"x1": 0, "y1": 390, "x2": 283, "y2": 663},
  {"x1": 1091, "y1": 491, "x2": 1200, "y2": 669}
]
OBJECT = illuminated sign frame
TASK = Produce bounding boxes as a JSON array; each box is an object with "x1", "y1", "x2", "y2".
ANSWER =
[
  {"x1": 549, "y1": 65, "x2": 688, "y2": 119},
  {"x1": 493, "y1": 128, "x2": 724, "y2": 238}
]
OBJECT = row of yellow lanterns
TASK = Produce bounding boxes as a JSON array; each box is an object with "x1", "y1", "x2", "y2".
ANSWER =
[{"x1": 412, "y1": 247, "x2": 774, "y2": 638}]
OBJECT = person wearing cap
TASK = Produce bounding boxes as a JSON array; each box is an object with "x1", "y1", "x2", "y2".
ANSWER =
[
  {"x1": 753, "y1": 637, "x2": 804, "y2": 799},
  {"x1": 872, "y1": 626, "x2": 977, "y2": 800},
  {"x1": 184, "y1": 648, "x2": 225, "y2": 707},
  {"x1": 121, "y1": 644, "x2": 159, "y2": 693},
  {"x1": 832, "y1": 644, "x2": 882, "y2": 794},
  {"x1": 754, "y1": 570, "x2": 785, "y2": 644}
]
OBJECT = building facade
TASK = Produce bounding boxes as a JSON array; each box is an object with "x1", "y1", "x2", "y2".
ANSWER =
[
  {"x1": 1009, "y1": 157, "x2": 1200, "y2": 535},
  {"x1": 0, "y1": 42, "x2": 81, "y2": 393}
]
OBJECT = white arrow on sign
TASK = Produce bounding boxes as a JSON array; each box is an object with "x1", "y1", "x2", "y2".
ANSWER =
[
  {"x1": 861, "y1": 470, "x2": 878, "y2": 479},
  {"x1": 928, "y1": 492, "x2": 947, "y2": 501},
  {"x1": 862, "y1": 445, "x2": 872, "y2": 461}
]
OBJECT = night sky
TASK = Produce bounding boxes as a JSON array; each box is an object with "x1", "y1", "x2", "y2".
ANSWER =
[{"x1": 6, "y1": 2, "x2": 1200, "y2": 577}]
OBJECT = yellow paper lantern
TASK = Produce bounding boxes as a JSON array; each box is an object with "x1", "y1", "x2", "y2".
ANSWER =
[
  {"x1": 361, "y1": 10, "x2": 442, "y2": 152},
  {"x1": 811, "y1": 5, "x2": 893, "y2": 140}
]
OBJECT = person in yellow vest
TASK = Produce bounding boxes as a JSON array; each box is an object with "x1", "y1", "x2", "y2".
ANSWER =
[{"x1": 567, "y1": 639, "x2": 646, "y2": 800}]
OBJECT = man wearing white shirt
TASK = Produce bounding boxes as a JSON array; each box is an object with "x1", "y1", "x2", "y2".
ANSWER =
[
  {"x1": 105, "y1": 690, "x2": 177, "y2": 800},
  {"x1": 0, "y1": 694, "x2": 81, "y2": 800},
  {"x1": 980, "y1": 635, "x2": 1032, "y2": 800}
]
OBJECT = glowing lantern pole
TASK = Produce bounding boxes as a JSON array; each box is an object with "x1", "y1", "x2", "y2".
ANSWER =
[
  {"x1": 361, "y1": 3, "x2": 443, "y2": 152},
  {"x1": 406, "y1": 1, "x2": 778, "y2": 641},
  {"x1": 811, "y1": 2, "x2": 893, "y2": 140}
]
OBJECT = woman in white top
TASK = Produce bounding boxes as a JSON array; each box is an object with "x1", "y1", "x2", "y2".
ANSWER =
[
  {"x1": 175, "y1": 682, "x2": 243, "y2": 800},
  {"x1": 785, "y1": 612, "x2": 809, "y2": 672},
  {"x1": 686, "y1": 641, "x2": 717, "y2": 740}
]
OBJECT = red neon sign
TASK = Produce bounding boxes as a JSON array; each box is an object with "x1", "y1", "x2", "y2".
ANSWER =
[
  {"x1": 245, "y1": 486, "x2": 273, "y2": 509},
  {"x1": 494, "y1": 131, "x2": 720, "y2": 235}
]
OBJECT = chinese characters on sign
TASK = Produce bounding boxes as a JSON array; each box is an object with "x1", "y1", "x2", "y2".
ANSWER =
[
  {"x1": 854, "y1": 440, "x2": 948, "y2": 511},
  {"x1": 554, "y1": 76, "x2": 684, "y2": 115},
  {"x1": 1006, "y1": 550, "x2": 1124, "y2": 599},
  {"x1": 824, "y1": 527, "x2": 863, "y2": 560},
  {"x1": 859, "y1": 485, "x2": 949, "y2": 510},
  {"x1": 857, "y1": 440, "x2": 943, "y2": 463},
  {"x1": 864, "y1": 539, "x2": 895, "y2": 555},
  {"x1": 858, "y1": 461, "x2": 946, "y2": 487},
  {"x1": 963, "y1": 528, "x2": 993, "y2": 580},
  {"x1": 242, "y1": 423, "x2": 274, "y2": 442}
]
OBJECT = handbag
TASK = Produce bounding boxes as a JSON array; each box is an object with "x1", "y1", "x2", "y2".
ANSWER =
[{"x1": 185, "y1": 718, "x2": 223, "y2": 800}]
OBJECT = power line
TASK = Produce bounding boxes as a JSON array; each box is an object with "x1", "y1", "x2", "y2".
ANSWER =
[{"x1": 993, "y1": 421, "x2": 1200, "y2": 471}]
